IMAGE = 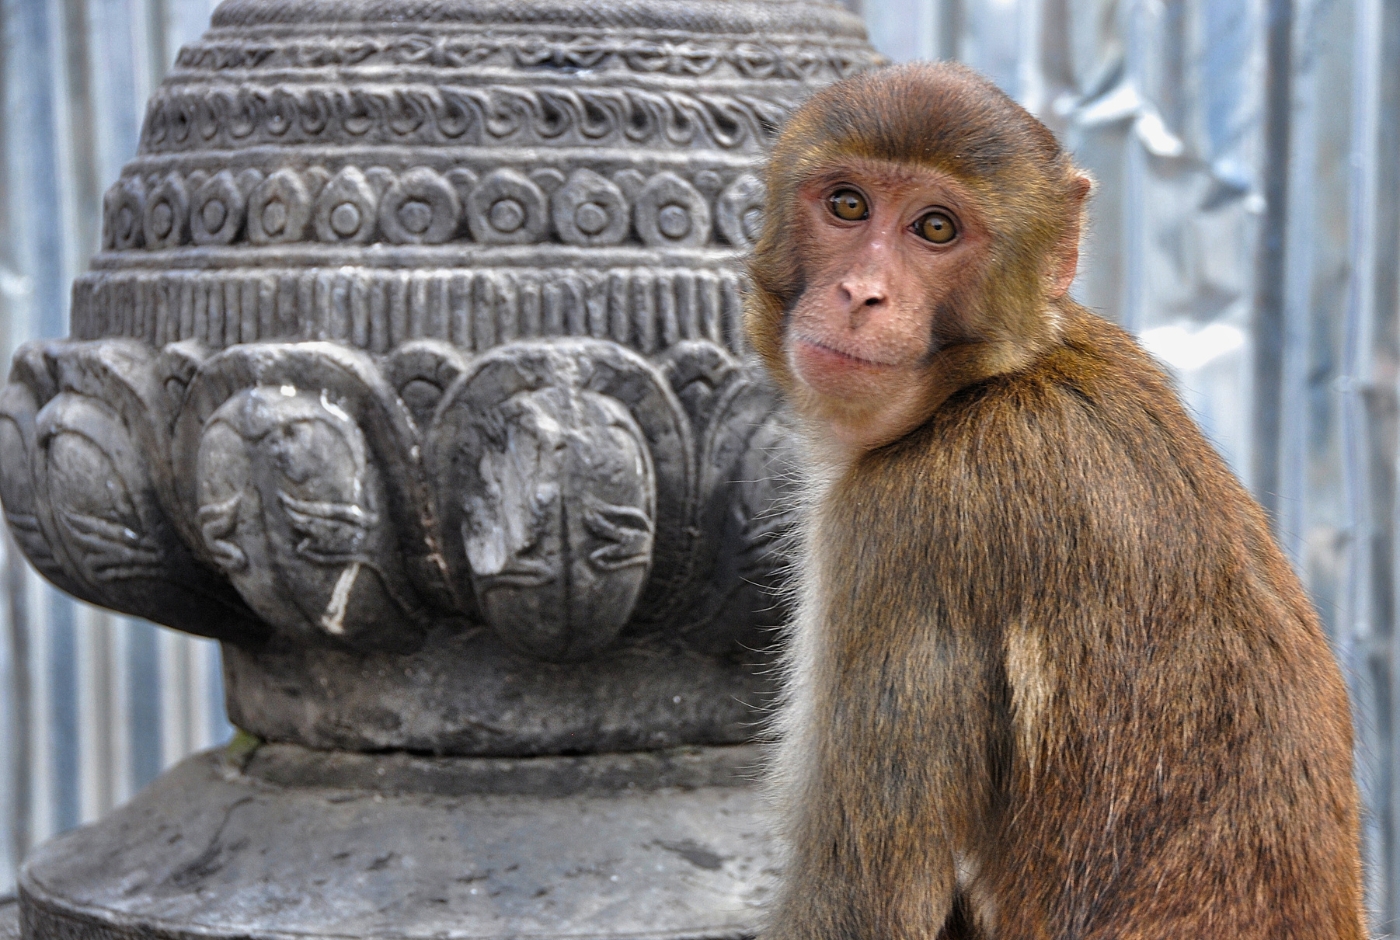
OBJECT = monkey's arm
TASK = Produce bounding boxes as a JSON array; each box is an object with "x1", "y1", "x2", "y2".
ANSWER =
[{"x1": 765, "y1": 446, "x2": 1012, "y2": 940}]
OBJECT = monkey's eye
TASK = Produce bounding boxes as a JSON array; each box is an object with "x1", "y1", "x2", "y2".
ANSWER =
[
  {"x1": 828, "y1": 189, "x2": 869, "y2": 221},
  {"x1": 915, "y1": 211, "x2": 957, "y2": 244}
]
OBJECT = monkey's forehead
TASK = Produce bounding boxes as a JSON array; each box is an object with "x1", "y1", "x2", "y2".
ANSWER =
[
  {"x1": 777, "y1": 62, "x2": 1066, "y2": 177},
  {"x1": 795, "y1": 157, "x2": 977, "y2": 191},
  {"x1": 788, "y1": 157, "x2": 998, "y2": 217}
]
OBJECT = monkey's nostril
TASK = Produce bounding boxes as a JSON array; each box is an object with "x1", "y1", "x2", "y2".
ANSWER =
[{"x1": 864, "y1": 297, "x2": 880, "y2": 306}]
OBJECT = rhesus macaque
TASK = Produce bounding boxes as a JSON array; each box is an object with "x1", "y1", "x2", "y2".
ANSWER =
[{"x1": 746, "y1": 62, "x2": 1365, "y2": 940}]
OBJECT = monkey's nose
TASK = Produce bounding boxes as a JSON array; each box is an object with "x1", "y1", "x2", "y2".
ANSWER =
[
  {"x1": 839, "y1": 282, "x2": 885, "y2": 306},
  {"x1": 842, "y1": 286, "x2": 887, "y2": 327}
]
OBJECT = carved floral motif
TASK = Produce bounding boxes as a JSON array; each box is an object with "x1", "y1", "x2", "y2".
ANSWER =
[
  {"x1": 427, "y1": 341, "x2": 682, "y2": 660},
  {"x1": 0, "y1": 336, "x2": 796, "y2": 660},
  {"x1": 0, "y1": 340, "x2": 266, "y2": 643},
  {"x1": 194, "y1": 386, "x2": 422, "y2": 651}
]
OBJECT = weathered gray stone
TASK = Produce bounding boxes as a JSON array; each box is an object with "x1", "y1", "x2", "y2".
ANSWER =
[
  {"x1": 1, "y1": 0, "x2": 880, "y2": 935},
  {"x1": 0, "y1": 0, "x2": 878, "y2": 753},
  {"x1": 20, "y1": 744, "x2": 778, "y2": 940}
]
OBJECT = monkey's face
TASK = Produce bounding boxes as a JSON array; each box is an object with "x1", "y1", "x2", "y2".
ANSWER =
[{"x1": 783, "y1": 158, "x2": 990, "y2": 453}]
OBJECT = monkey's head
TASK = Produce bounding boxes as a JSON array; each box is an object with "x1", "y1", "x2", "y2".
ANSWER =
[{"x1": 746, "y1": 62, "x2": 1090, "y2": 456}]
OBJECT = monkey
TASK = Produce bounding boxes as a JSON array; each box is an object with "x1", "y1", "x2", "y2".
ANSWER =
[{"x1": 745, "y1": 62, "x2": 1365, "y2": 940}]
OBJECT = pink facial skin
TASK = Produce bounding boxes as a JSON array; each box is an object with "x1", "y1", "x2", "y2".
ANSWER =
[{"x1": 784, "y1": 159, "x2": 989, "y2": 456}]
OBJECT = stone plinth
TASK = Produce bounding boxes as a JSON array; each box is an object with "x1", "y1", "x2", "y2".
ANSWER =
[{"x1": 22, "y1": 743, "x2": 771, "y2": 940}]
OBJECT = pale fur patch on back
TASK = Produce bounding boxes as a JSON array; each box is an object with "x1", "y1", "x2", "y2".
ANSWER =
[
  {"x1": 1004, "y1": 623, "x2": 1053, "y2": 777},
  {"x1": 957, "y1": 850, "x2": 999, "y2": 937}
]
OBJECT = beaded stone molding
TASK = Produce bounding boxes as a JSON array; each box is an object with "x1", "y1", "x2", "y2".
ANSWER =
[{"x1": 104, "y1": 165, "x2": 767, "y2": 250}]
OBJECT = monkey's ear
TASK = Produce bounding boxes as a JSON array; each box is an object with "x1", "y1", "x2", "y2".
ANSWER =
[{"x1": 1049, "y1": 174, "x2": 1093, "y2": 299}]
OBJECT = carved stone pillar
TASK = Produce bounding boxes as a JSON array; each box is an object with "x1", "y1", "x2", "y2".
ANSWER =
[{"x1": 0, "y1": 2, "x2": 879, "y2": 937}]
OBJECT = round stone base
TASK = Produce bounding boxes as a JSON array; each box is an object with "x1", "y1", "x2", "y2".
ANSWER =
[{"x1": 19, "y1": 742, "x2": 777, "y2": 940}]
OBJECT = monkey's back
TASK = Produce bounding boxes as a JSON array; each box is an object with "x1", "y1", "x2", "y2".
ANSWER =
[{"x1": 806, "y1": 303, "x2": 1365, "y2": 939}]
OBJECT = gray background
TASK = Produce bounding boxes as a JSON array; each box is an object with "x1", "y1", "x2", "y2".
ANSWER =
[{"x1": 1, "y1": 0, "x2": 1396, "y2": 933}]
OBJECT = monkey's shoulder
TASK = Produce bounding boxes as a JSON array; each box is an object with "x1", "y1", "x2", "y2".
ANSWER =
[
  {"x1": 889, "y1": 309, "x2": 1257, "y2": 546},
  {"x1": 856, "y1": 311, "x2": 1320, "y2": 649},
  {"x1": 945, "y1": 309, "x2": 1226, "y2": 477}
]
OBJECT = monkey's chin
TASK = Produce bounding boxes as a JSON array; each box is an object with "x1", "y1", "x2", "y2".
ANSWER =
[{"x1": 788, "y1": 341, "x2": 935, "y2": 456}]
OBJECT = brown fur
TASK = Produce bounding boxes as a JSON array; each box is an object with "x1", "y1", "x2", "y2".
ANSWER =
[{"x1": 748, "y1": 62, "x2": 1365, "y2": 940}]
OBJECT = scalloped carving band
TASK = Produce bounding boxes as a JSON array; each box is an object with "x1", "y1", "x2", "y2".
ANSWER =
[
  {"x1": 141, "y1": 84, "x2": 792, "y2": 153},
  {"x1": 0, "y1": 336, "x2": 796, "y2": 661}
]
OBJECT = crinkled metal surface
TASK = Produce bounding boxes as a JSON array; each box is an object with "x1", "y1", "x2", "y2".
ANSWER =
[
  {"x1": 0, "y1": 0, "x2": 1396, "y2": 932},
  {"x1": 860, "y1": 0, "x2": 1397, "y2": 930}
]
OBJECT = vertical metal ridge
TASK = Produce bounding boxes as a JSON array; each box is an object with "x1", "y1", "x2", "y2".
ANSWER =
[
  {"x1": 0, "y1": 0, "x2": 231, "y2": 893},
  {"x1": 1252, "y1": 0, "x2": 1294, "y2": 526},
  {"x1": 2, "y1": 530, "x2": 31, "y2": 880},
  {"x1": 1340, "y1": 0, "x2": 1396, "y2": 928}
]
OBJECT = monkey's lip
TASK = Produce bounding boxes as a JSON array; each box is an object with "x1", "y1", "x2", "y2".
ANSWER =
[
  {"x1": 792, "y1": 337, "x2": 899, "y2": 371},
  {"x1": 789, "y1": 337, "x2": 907, "y2": 400}
]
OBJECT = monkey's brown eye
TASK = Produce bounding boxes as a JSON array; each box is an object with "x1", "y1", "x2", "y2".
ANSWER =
[
  {"x1": 829, "y1": 189, "x2": 869, "y2": 221},
  {"x1": 916, "y1": 211, "x2": 957, "y2": 244}
]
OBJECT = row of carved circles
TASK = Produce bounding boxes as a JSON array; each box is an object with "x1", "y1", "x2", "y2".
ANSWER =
[
  {"x1": 104, "y1": 165, "x2": 767, "y2": 251},
  {"x1": 173, "y1": 35, "x2": 883, "y2": 80}
]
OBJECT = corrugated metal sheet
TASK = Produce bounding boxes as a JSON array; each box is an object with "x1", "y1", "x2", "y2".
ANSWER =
[
  {"x1": 0, "y1": 0, "x2": 1396, "y2": 931},
  {"x1": 861, "y1": 0, "x2": 1400, "y2": 929},
  {"x1": 0, "y1": 0, "x2": 231, "y2": 891}
]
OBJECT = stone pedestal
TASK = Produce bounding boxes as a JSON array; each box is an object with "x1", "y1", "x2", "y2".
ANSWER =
[
  {"x1": 0, "y1": 1, "x2": 880, "y2": 936},
  {"x1": 22, "y1": 743, "x2": 771, "y2": 940}
]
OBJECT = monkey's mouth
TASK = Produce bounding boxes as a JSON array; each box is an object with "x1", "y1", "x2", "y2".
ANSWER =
[
  {"x1": 788, "y1": 336, "x2": 907, "y2": 401},
  {"x1": 792, "y1": 336, "x2": 898, "y2": 371}
]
